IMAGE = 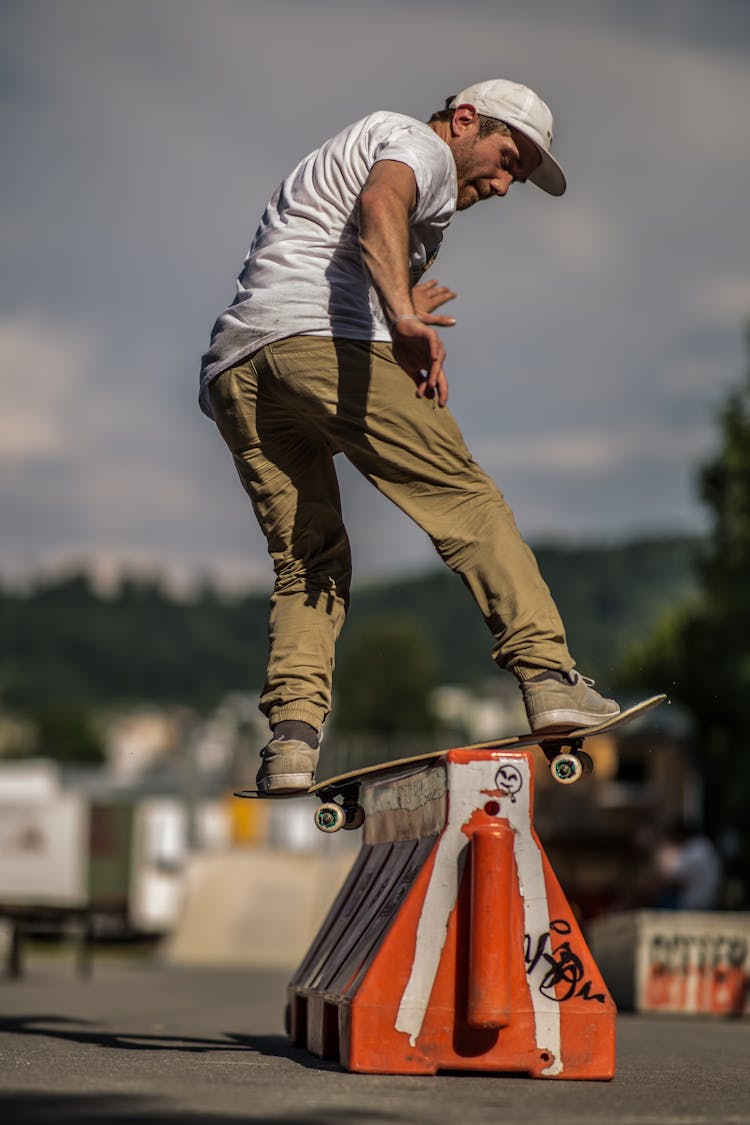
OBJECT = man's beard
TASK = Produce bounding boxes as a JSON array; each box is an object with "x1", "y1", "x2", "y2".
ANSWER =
[{"x1": 455, "y1": 185, "x2": 482, "y2": 211}]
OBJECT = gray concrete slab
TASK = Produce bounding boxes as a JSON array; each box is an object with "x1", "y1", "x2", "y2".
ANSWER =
[{"x1": 0, "y1": 958, "x2": 748, "y2": 1124}]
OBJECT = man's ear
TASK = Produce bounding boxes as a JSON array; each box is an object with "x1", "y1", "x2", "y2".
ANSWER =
[{"x1": 451, "y1": 103, "x2": 479, "y2": 136}]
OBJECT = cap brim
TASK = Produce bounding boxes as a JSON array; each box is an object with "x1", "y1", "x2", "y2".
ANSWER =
[
  {"x1": 528, "y1": 149, "x2": 566, "y2": 196},
  {"x1": 505, "y1": 121, "x2": 566, "y2": 195}
]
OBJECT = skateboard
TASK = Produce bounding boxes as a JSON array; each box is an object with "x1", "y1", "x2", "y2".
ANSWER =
[{"x1": 234, "y1": 694, "x2": 666, "y2": 833}]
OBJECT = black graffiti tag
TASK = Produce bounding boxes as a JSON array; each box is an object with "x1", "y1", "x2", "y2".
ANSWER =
[
  {"x1": 495, "y1": 764, "x2": 523, "y2": 802},
  {"x1": 524, "y1": 919, "x2": 606, "y2": 1004},
  {"x1": 648, "y1": 933, "x2": 748, "y2": 975}
]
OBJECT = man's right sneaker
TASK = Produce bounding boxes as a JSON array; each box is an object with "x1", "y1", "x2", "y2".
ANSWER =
[
  {"x1": 521, "y1": 670, "x2": 620, "y2": 734},
  {"x1": 256, "y1": 737, "x2": 319, "y2": 795}
]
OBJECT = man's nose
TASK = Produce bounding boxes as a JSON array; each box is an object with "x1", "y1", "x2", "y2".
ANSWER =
[{"x1": 490, "y1": 173, "x2": 513, "y2": 197}]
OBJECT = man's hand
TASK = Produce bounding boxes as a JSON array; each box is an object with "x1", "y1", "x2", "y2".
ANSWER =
[
  {"x1": 392, "y1": 282, "x2": 455, "y2": 405},
  {"x1": 390, "y1": 316, "x2": 449, "y2": 407},
  {"x1": 388, "y1": 280, "x2": 455, "y2": 406},
  {"x1": 412, "y1": 279, "x2": 457, "y2": 326}
]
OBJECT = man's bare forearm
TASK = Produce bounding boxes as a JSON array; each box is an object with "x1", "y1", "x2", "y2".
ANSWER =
[
  {"x1": 357, "y1": 160, "x2": 449, "y2": 406},
  {"x1": 358, "y1": 162, "x2": 417, "y2": 323}
]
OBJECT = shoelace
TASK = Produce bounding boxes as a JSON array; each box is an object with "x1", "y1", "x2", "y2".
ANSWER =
[{"x1": 565, "y1": 671, "x2": 595, "y2": 687}]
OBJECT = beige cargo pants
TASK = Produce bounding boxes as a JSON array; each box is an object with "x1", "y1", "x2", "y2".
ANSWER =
[{"x1": 209, "y1": 336, "x2": 574, "y2": 731}]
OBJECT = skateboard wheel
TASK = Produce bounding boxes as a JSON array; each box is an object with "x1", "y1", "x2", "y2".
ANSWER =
[
  {"x1": 550, "y1": 753, "x2": 584, "y2": 785},
  {"x1": 343, "y1": 804, "x2": 365, "y2": 831},
  {"x1": 314, "y1": 802, "x2": 347, "y2": 833},
  {"x1": 577, "y1": 750, "x2": 594, "y2": 776}
]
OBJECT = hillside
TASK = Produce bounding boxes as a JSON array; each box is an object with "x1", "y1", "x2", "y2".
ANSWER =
[
  {"x1": 346, "y1": 536, "x2": 700, "y2": 687},
  {"x1": 0, "y1": 536, "x2": 700, "y2": 712}
]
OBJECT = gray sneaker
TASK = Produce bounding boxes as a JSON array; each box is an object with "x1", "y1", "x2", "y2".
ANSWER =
[
  {"x1": 256, "y1": 738, "x2": 320, "y2": 795},
  {"x1": 521, "y1": 670, "x2": 620, "y2": 734}
]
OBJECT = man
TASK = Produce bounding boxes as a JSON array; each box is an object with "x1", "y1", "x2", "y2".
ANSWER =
[{"x1": 200, "y1": 78, "x2": 619, "y2": 795}]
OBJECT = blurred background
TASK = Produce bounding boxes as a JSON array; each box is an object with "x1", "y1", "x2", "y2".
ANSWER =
[{"x1": 1, "y1": 0, "x2": 749, "y2": 969}]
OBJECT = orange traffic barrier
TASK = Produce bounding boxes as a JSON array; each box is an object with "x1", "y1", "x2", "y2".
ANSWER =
[{"x1": 287, "y1": 747, "x2": 616, "y2": 1078}]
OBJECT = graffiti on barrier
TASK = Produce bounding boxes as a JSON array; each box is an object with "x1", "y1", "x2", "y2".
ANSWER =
[{"x1": 524, "y1": 918, "x2": 606, "y2": 1004}]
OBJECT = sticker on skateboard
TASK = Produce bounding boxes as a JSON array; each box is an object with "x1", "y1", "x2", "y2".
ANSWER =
[{"x1": 234, "y1": 694, "x2": 666, "y2": 832}]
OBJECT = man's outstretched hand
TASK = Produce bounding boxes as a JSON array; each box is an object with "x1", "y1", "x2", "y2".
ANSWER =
[{"x1": 412, "y1": 279, "x2": 457, "y2": 325}]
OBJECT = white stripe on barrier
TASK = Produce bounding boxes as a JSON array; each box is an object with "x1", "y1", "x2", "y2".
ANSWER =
[
  {"x1": 394, "y1": 755, "x2": 562, "y2": 1075},
  {"x1": 502, "y1": 756, "x2": 563, "y2": 1076}
]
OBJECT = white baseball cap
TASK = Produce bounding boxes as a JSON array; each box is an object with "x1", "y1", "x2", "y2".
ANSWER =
[{"x1": 449, "y1": 79, "x2": 566, "y2": 196}]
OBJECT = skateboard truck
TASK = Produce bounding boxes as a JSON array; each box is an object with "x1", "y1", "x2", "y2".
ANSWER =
[
  {"x1": 541, "y1": 736, "x2": 594, "y2": 785},
  {"x1": 312, "y1": 782, "x2": 365, "y2": 833}
]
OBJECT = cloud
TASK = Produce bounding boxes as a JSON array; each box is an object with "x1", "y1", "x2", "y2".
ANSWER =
[
  {"x1": 1, "y1": 0, "x2": 748, "y2": 584},
  {"x1": 0, "y1": 313, "x2": 98, "y2": 463},
  {"x1": 693, "y1": 277, "x2": 750, "y2": 326},
  {"x1": 472, "y1": 418, "x2": 716, "y2": 479}
]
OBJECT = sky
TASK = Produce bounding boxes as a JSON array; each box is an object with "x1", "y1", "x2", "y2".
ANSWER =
[{"x1": 2, "y1": 0, "x2": 750, "y2": 590}]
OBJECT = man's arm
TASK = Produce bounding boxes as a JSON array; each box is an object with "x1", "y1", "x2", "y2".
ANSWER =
[{"x1": 358, "y1": 160, "x2": 450, "y2": 406}]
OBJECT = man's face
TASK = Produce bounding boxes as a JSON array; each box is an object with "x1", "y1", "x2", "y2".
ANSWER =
[{"x1": 452, "y1": 120, "x2": 542, "y2": 211}]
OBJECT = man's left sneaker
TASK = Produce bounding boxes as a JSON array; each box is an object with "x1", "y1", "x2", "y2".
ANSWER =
[
  {"x1": 256, "y1": 738, "x2": 319, "y2": 795},
  {"x1": 521, "y1": 669, "x2": 620, "y2": 734}
]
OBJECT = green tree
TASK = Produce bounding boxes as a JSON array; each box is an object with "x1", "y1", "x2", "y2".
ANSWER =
[
  {"x1": 333, "y1": 616, "x2": 439, "y2": 734},
  {"x1": 621, "y1": 325, "x2": 750, "y2": 890},
  {"x1": 32, "y1": 704, "x2": 106, "y2": 765}
]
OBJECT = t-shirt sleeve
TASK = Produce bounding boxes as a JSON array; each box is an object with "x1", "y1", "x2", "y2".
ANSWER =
[{"x1": 372, "y1": 124, "x2": 455, "y2": 223}]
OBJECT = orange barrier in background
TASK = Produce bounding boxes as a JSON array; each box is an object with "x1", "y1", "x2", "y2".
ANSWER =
[
  {"x1": 642, "y1": 929, "x2": 748, "y2": 1014},
  {"x1": 287, "y1": 747, "x2": 616, "y2": 1078},
  {"x1": 589, "y1": 910, "x2": 750, "y2": 1016}
]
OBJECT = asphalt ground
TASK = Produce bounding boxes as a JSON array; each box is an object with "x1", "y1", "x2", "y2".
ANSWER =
[{"x1": 0, "y1": 958, "x2": 748, "y2": 1125}]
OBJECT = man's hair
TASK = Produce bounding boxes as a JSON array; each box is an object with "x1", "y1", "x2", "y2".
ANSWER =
[{"x1": 428, "y1": 97, "x2": 512, "y2": 138}]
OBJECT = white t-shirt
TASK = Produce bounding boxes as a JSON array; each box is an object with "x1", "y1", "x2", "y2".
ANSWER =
[{"x1": 199, "y1": 111, "x2": 457, "y2": 416}]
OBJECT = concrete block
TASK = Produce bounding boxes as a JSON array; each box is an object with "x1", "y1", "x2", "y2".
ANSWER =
[
  {"x1": 162, "y1": 846, "x2": 355, "y2": 969},
  {"x1": 588, "y1": 909, "x2": 750, "y2": 1015}
]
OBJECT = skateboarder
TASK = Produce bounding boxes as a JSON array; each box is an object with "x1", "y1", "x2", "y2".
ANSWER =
[{"x1": 200, "y1": 78, "x2": 620, "y2": 794}]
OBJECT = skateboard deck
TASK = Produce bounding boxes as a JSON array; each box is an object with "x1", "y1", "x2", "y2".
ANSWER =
[{"x1": 234, "y1": 694, "x2": 666, "y2": 832}]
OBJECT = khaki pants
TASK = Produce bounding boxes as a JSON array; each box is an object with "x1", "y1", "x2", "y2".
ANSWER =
[{"x1": 210, "y1": 336, "x2": 573, "y2": 730}]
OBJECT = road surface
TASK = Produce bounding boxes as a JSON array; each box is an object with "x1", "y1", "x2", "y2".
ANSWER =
[{"x1": 0, "y1": 959, "x2": 748, "y2": 1124}]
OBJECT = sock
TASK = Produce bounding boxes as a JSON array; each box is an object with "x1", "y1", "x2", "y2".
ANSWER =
[
  {"x1": 524, "y1": 669, "x2": 575, "y2": 685},
  {"x1": 273, "y1": 720, "x2": 319, "y2": 749}
]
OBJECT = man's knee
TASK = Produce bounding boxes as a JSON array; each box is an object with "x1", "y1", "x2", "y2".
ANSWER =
[
  {"x1": 431, "y1": 481, "x2": 516, "y2": 571},
  {"x1": 273, "y1": 562, "x2": 351, "y2": 612}
]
